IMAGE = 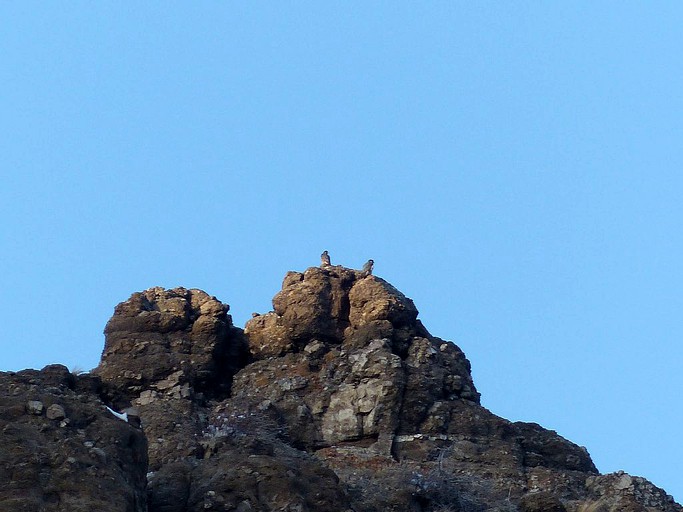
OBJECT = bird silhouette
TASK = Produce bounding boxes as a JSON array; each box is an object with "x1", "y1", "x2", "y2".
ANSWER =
[
  {"x1": 321, "y1": 250, "x2": 331, "y2": 267},
  {"x1": 361, "y1": 259, "x2": 374, "y2": 277}
]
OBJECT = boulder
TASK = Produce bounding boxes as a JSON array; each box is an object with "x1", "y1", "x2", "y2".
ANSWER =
[{"x1": 149, "y1": 433, "x2": 351, "y2": 512}]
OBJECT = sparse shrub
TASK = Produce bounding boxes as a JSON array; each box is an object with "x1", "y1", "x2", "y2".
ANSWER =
[
  {"x1": 408, "y1": 445, "x2": 520, "y2": 512},
  {"x1": 202, "y1": 407, "x2": 287, "y2": 443},
  {"x1": 70, "y1": 365, "x2": 86, "y2": 376}
]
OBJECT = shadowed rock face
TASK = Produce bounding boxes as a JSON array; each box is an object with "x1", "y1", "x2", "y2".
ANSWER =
[
  {"x1": 96, "y1": 287, "x2": 247, "y2": 402},
  {"x1": 2, "y1": 265, "x2": 681, "y2": 512},
  {"x1": 0, "y1": 365, "x2": 147, "y2": 512},
  {"x1": 94, "y1": 287, "x2": 249, "y2": 471}
]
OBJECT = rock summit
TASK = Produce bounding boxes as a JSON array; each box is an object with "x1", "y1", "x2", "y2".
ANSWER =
[{"x1": 1, "y1": 264, "x2": 680, "y2": 511}]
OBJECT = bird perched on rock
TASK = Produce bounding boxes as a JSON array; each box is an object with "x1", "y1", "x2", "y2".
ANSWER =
[
  {"x1": 361, "y1": 259, "x2": 374, "y2": 277},
  {"x1": 321, "y1": 250, "x2": 331, "y2": 267}
]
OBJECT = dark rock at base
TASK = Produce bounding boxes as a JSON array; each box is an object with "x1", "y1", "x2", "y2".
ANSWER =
[
  {"x1": 147, "y1": 431, "x2": 351, "y2": 512},
  {"x1": 0, "y1": 365, "x2": 147, "y2": 512},
  {"x1": 574, "y1": 471, "x2": 682, "y2": 512},
  {"x1": 520, "y1": 491, "x2": 567, "y2": 512}
]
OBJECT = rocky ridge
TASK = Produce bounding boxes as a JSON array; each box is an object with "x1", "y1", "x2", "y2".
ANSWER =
[{"x1": 1, "y1": 263, "x2": 679, "y2": 512}]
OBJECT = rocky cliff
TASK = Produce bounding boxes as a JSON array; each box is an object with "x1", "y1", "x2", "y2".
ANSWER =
[{"x1": 1, "y1": 264, "x2": 680, "y2": 512}]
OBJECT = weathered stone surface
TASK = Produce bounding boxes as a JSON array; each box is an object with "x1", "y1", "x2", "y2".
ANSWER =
[
  {"x1": 246, "y1": 266, "x2": 426, "y2": 357},
  {"x1": 149, "y1": 433, "x2": 351, "y2": 512},
  {"x1": 238, "y1": 266, "x2": 480, "y2": 452},
  {"x1": 398, "y1": 336, "x2": 478, "y2": 433},
  {"x1": 243, "y1": 312, "x2": 292, "y2": 359},
  {"x1": 569, "y1": 471, "x2": 682, "y2": 512},
  {"x1": 229, "y1": 337, "x2": 407, "y2": 451},
  {"x1": 321, "y1": 338, "x2": 403, "y2": 445},
  {"x1": 520, "y1": 491, "x2": 567, "y2": 512},
  {"x1": 96, "y1": 287, "x2": 247, "y2": 401},
  {"x1": 347, "y1": 275, "x2": 418, "y2": 329},
  {"x1": 0, "y1": 365, "x2": 147, "y2": 512},
  {"x1": 46, "y1": 403, "x2": 66, "y2": 420},
  {"x1": 94, "y1": 286, "x2": 248, "y2": 470},
  {"x1": 3, "y1": 264, "x2": 681, "y2": 512},
  {"x1": 253, "y1": 267, "x2": 356, "y2": 348},
  {"x1": 26, "y1": 400, "x2": 43, "y2": 415}
]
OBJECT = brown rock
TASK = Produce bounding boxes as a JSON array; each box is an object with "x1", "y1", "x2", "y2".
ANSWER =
[
  {"x1": 243, "y1": 312, "x2": 293, "y2": 359},
  {"x1": 270, "y1": 267, "x2": 355, "y2": 344},
  {"x1": 347, "y1": 276, "x2": 418, "y2": 329},
  {"x1": 94, "y1": 287, "x2": 248, "y2": 469},
  {"x1": 180, "y1": 438, "x2": 348, "y2": 512},
  {"x1": 321, "y1": 339, "x2": 404, "y2": 446},
  {"x1": 235, "y1": 265, "x2": 621, "y2": 511},
  {"x1": 46, "y1": 403, "x2": 66, "y2": 420},
  {"x1": 0, "y1": 366, "x2": 147, "y2": 511},
  {"x1": 577, "y1": 471, "x2": 681, "y2": 512},
  {"x1": 6, "y1": 265, "x2": 679, "y2": 512},
  {"x1": 520, "y1": 491, "x2": 567, "y2": 512},
  {"x1": 96, "y1": 287, "x2": 247, "y2": 400}
]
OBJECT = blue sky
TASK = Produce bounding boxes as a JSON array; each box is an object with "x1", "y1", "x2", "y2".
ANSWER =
[{"x1": 1, "y1": 3, "x2": 681, "y2": 503}]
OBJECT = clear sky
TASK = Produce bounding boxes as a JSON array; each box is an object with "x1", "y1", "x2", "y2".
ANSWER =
[{"x1": 1, "y1": 3, "x2": 681, "y2": 503}]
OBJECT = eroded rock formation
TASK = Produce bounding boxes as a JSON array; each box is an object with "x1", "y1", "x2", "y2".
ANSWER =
[
  {"x1": 1, "y1": 264, "x2": 680, "y2": 512},
  {"x1": 0, "y1": 365, "x2": 147, "y2": 512}
]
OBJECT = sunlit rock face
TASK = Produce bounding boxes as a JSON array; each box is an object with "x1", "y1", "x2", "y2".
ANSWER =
[
  {"x1": 238, "y1": 265, "x2": 479, "y2": 453},
  {"x1": 2, "y1": 264, "x2": 680, "y2": 512}
]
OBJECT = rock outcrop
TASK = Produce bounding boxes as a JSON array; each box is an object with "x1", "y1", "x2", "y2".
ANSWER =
[
  {"x1": 1, "y1": 264, "x2": 680, "y2": 512},
  {"x1": 0, "y1": 365, "x2": 147, "y2": 512},
  {"x1": 237, "y1": 266, "x2": 478, "y2": 454},
  {"x1": 94, "y1": 287, "x2": 248, "y2": 470},
  {"x1": 96, "y1": 286, "x2": 246, "y2": 401}
]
